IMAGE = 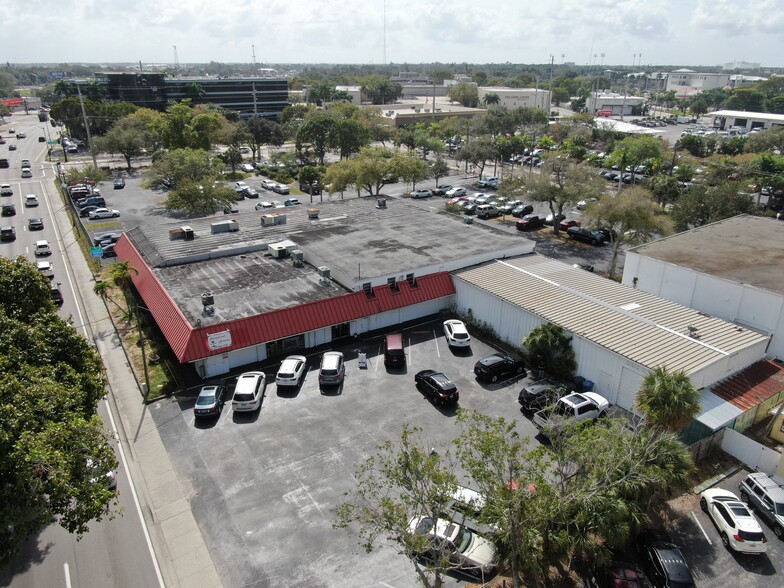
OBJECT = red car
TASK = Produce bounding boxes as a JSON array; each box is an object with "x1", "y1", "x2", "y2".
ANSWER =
[
  {"x1": 559, "y1": 219, "x2": 581, "y2": 232},
  {"x1": 516, "y1": 214, "x2": 545, "y2": 230}
]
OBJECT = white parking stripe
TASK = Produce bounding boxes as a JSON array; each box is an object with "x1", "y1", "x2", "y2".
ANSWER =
[
  {"x1": 433, "y1": 329, "x2": 441, "y2": 358},
  {"x1": 691, "y1": 510, "x2": 713, "y2": 545}
]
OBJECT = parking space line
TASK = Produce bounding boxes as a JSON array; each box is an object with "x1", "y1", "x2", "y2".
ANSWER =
[
  {"x1": 691, "y1": 510, "x2": 713, "y2": 545},
  {"x1": 433, "y1": 330, "x2": 441, "y2": 358}
]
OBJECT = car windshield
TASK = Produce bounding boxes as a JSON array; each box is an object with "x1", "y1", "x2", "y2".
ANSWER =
[
  {"x1": 454, "y1": 527, "x2": 473, "y2": 553},
  {"x1": 196, "y1": 394, "x2": 215, "y2": 405}
]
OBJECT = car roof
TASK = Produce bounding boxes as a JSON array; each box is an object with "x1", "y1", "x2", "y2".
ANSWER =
[{"x1": 281, "y1": 355, "x2": 306, "y2": 368}]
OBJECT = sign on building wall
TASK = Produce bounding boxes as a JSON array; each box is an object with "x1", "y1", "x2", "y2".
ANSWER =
[{"x1": 207, "y1": 330, "x2": 232, "y2": 350}]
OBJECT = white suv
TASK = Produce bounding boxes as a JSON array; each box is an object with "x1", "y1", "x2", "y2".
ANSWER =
[
  {"x1": 0, "y1": 184, "x2": 12, "y2": 196},
  {"x1": 232, "y1": 372, "x2": 266, "y2": 412},
  {"x1": 34, "y1": 240, "x2": 52, "y2": 256},
  {"x1": 276, "y1": 355, "x2": 307, "y2": 388},
  {"x1": 700, "y1": 488, "x2": 768, "y2": 553}
]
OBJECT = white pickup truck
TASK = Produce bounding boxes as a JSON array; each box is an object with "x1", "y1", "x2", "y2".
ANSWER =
[{"x1": 532, "y1": 392, "x2": 610, "y2": 438}]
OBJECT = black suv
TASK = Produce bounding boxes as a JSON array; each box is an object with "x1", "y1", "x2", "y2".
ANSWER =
[
  {"x1": 518, "y1": 379, "x2": 566, "y2": 411},
  {"x1": 738, "y1": 472, "x2": 784, "y2": 539},
  {"x1": 473, "y1": 353, "x2": 526, "y2": 383},
  {"x1": 637, "y1": 529, "x2": 695, "y2": 588}
]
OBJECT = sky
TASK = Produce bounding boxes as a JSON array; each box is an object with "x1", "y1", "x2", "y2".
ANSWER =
[{"x1": 4, "y1": 0, "x2": 784, "y2": 68}]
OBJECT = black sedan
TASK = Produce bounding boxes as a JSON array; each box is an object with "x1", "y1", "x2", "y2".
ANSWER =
[
  {"x1": 414, "y1": 370, "x2": 459, "y2": 406},
  {"x1": 28, "y1": 217, "x2": 44, "y2": 230},
  {"x1": 518, "y1": 380, "x2": 567, "y2": 411},
  {"x1": 473, "y1": 353, "x2": 526, "y2": 383},
  {"x1": 193, "y1": 385, "x2": 227, "y2": 419},
  {"x1": 566, "y1": 226, "x2": 607, "y2": 246},
  {"x1": 113, "y1": 178, "x2": 126, "y2": 189},
  {"x1": 79, "y1": 205, "x2": 100, "y2": 217}
]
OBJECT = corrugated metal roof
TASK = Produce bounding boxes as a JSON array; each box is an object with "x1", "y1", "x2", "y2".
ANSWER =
[
  {"x1": 710, "y1": 360, "x2": 784, "y2": 411},
  {"x1": 453, "y1": 255, "x2": 769, "y2": 374},
  {"x1": 696, "y1": 389, "x2": 744, "y2": 430},
  {"x1": 115, "y1": 236, "x2": 455, "y2": 363}
]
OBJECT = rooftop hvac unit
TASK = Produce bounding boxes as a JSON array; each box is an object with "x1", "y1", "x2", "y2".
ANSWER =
[
  {"x1": 318, "y1": 266, "x2": 331, "y2": 279},
  {"x1": 201, "y1": 292, "x2": 214, "y2": 306},
  {"x1": 292, "y1": 250, "x2": 304, "y2": 267},
  {"x1": 376, "y1": 198, "x2": 387, "y2": 209},
  {"x1": 268, "y1": 243, "x2": 287, "y2": 258}
]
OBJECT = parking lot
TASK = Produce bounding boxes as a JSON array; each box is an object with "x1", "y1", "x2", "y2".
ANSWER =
[
  {"x1": 149, "y1": 320, "x2": 542, "y2": 587},
  {"x1": 663, "y1": 468, "x2": 783, "y2": 587}
]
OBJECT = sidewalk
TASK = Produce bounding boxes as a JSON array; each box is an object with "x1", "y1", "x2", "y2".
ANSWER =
[{"x1": 48, "y1": 172, "x2": 222, "y2": 588}]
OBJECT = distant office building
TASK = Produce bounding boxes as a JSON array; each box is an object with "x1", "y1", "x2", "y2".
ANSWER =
[
  {"x1": 586, "y1": 92, "x2": 646, "y2": 116},
  {"x1": 75, "y1": 73, "x2": 289, "y2": 119},
  {"x1": 666, "y1": 69, "x2": 730, "y2": 98},
  {"x1": 477, "y1": 87, "x2": 550, "y2": 111}
]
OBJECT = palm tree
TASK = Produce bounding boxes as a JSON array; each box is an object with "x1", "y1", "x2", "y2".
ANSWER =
[
  {"x1": 636, "y1": 366, "x2": 701, "y2": 432},
  {"x1": 523, "y1": 324, "x2": 577, "y2": 379},
  {"x1": 93, "y1": 280, "x2": 126, "y2": 314},
  {"x1": 483, "y1": 92, "x2": 501, "y2": 107},
  {"x1": 110, "y1": 261, "x2": 139, "y2": 317}
]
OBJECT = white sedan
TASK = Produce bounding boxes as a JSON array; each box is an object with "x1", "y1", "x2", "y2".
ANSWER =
[
  {"x1": 88, "y1": 208, "x2": 121, "y2": 220},
  {"x1": 444, "y1": 186, "x2": 467, "y2": 198},
  {"x1": 25, "y1": 194, "x2": 39, "y2": 207},
  {"x1": 700, "y1": 488, "x2": 768, "y2": 553},
  {"x1": 443, "y1": 319, "x2": 471, "y2": 347}
]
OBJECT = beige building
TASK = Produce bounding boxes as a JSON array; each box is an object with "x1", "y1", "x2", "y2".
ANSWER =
[
  {"x1": 477, "y1": 87, "x2": 550, "y2": 111},
  {"x1": 666, "y1": 69, "x2": 730, "y2": 97}
]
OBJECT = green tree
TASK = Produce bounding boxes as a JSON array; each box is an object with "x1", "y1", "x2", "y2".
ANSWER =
[
  {"x1": 483, "y1": 92, "x2": 501, "y2": 107},
  {"x1": 0, "y1": 259, "x2": 116, "y2": 565},
  {"x1": 245, "y1": 117, "x2": 282, "y2": 162},
  {"x1": 220, "y1": 145, "x2": 243, "y2": 174},
  {"x1": 333, "y1": 424, "x2": 460, "y2": 588},
  {"x1": 165, "y1": 181, "x2": 237, "y2": 217},
  {"x1": 670, "y1": 183, "x2": 755, "y2": 230},
  {"x1": 745, "y1": 127, "x2": 784, "y2": 153},
  {"x1": 636, "y1": 366, "x2": 701, "y2": 432},
  {"x1": 94, "y1": 117, "x2": 148, "y2": 172},
  {"x1": 144, "y1": 148, "x2": 223, "y2": 190},
  {"x1": 126, "y1": 108, "x2": 166, "y2": 153},
  {"x1": 298, "y1": 114, "x2": 336, "y2": 165},
  {"x1": 62, "y1": 164, "x2": 109, "y2": 186},
  {"x1": 676, "y1": 135, "x2": 711, "y2": 158},
  {"x1": 161, "y1": 101, "x2": 195, "y2": 149},
  {"x1": 648, "y1": 173, "x2": 682, "y2": 206},
  {"x1": 689, "y1": 97, "x2": 708, "y2": 118},
  {"x1": 329, "y1": 118, "x2": 370, "y2": 160},
  {"x1": 448, "y1": 82, "x2": 480, "y2": 108},
  {"x1": 456, "y1": 137, "x2": 495, "y2": 179},
  {"x1": 523, "y1": 324, "x2": 577, "y2": 380},
  {"x1": 607, "y1": 136, "x2": 663, "y2": 183},
  {"x1": 298, "y1": 165, "x2": 324, "y2": 203},
  {"x1": 360, "y1": 76, "x2": 403, "y2": 105},
  {"x1": 0, "y1": 71, "x2": 18, "y2": 97},
  {"x1": 726, "y1": 89, "x2": 766, "y2": 112},
  {"x1": 584, "y1": 187, "x2": 674, "y2": 280},
  {"x1": 430, "y1": 157, "x2": 450, "y2": 187}
]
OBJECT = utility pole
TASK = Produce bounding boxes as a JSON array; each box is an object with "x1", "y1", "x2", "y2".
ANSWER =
[
  {"x1": 76, "y1": 84, "x2": 98, "y2": 169},
  {"x1": 173, "y1": 45, "x2": 179, "y2": 76}
]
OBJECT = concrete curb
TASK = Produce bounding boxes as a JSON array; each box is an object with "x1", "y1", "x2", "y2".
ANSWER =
[{"x1": 47, "y1": 172, "x2": 222, "y2": 588}]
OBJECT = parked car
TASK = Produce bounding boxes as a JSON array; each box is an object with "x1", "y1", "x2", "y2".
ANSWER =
[
  {"x1": 407, "y1": 516, "x2": 496, "y2": 578},
  {"x1": 511, "y1": 204, "x2": 534, "y2": 218},
  {"x1": 0, "y1": 226, "x2": 15, "y2": 241},
  {"x1": 80, "y1": 205, "x2": 100, "y2": 217},
  {"x1": 34, "y1": 240, "x2": 52, "y2": 256},
  {"x1": 518, "y1": 379, "x2": 567, "y2": 412},
  {"x1": 113, "y1": 178, "x2": 125, "y2": 189},
  {"x1": 232, "y1": 372, "x2": 266, "y2": 412},
  {"x1": 102, "y1": 244, "x2": 117, "y2": 258},
  {"x1": 567, "y1": 226, "x2": 606, "y2": 245},
  {"x1": 243, "y1": 188, "x2": 259, "y2": 199},
  {"x1": 261, "y1": 178, "x2": 277, "y2": 190},
  {"x1": 273, "y1": 183, "x2": 290, "y2": 195},
  {"x1": 700, "y1": 488, "x2": 768, "y2": 553},
  {"x1": 432, "y1": 185, "x2": 452, "y2": 196},
  {"x1": 462, "y1": 203, "x2": 478, "y2": 215},
  {"x1": 636, "y1": 529, "x2": 696, "y2": 588},
  {"x1": 576, "y1": 198, "x2": 597, "y2": 210},
  {"x1": 443, "y1": 319, "x2": 471, "y2": 347},
  {"x1": 299, "y1": 181, "x2": 322, "y2": 195},
  {"x1": 193, "y1": 385, "x2": 227, "y2": 419},
  {"x1": 584, "y1": 561, "x2": 645, "y2": 588},
  {"x1": 544, "y1": 213, "x2": 565, "y2": 226},
  {"x1": 88, "y1": 208, "x2": 121, "y2": 220},
  {"x1": 414, "y1": 369, "x2": 460, "y2": 406},
  {"x1": 318, "y1": 351, "x2": 345, "y2": 387},
  {"x1": 559, "y1": 218, "x2": 581, "y2": 232},
  {"x1": 738, "y1": 472, "x2": 784, "y2": 539},
  {"x1": 234, "y1": 181, "x2": 250, "y2": 193},
  {"x1": 275, "y1": 355, "x2": 308, "y2": 388},
  {"x1": 478, "y1": 177, "x2": 500, "y2": 189},
  {"x1": 223, "y1": 204, "x2": 239, "y2": 214},
  {"x1": 473, "y1": 353, "x2": 526, "y2": 383},
  {"x1": 24, "y1": 194, "x2": 39, "y2": 207},
  {"x1": 410, "y1": 188, "x2": 432, "y2": 199},
  {"x1": 95, "y1": 232, "x2": 121, "y2": 245},
  {"x1": 475, "y1": 204, "x2": 500, "y2": 219},
  {"x1": 516, "y1": 214, "x2": 545, "y2": 231},
  {"x1": 444, "y1": 186, "x2": 467, "y2": 198},
  {"x1": 27, "y1": 217, "x2": 44, "y2": 231},
  {"x1": 284, "y1": 198, "x2": 301, "y2": 206},
  {"x1": 532, "y1": 392, "x2": 610, "y2": 438}
]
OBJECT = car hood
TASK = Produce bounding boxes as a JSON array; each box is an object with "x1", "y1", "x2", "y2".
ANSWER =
[{"x1": 463, "y1": 533, "x2": 495, "y2": 566}]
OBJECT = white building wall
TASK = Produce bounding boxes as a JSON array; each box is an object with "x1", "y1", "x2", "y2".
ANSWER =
[
  {"x1": 454, "y1": 279, "x2": 642, "y2": 409},
  {"x1": 624, "y1": 252, "x2": 784, "y2": 359}
]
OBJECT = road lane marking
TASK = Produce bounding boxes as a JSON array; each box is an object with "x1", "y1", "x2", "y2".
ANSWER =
[
  {"x1": 433, "y1": 330, "x2": 441, "y2": 358},
  {"x1": 691, "y1": 510, "x2": 713, "y2": 545},
  {"x1": 63, "y1": 562, "x2": 72, "y2": 588},
  {"x1": 104, "y1": 398, "x2": 165, "y2": 587}
]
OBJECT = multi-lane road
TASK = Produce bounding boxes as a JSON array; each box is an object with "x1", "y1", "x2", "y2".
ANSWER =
[{"x1": 0, "y1": 112, "x2": 163, "y2": 588}]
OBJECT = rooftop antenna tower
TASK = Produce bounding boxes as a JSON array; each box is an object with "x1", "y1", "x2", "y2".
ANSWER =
[
  {"x1": 252, "y1": 43, "x2": 256, "y2": 67},
  {"x1": 173, "y1": 45, "x2": 179, "y2": 75}
]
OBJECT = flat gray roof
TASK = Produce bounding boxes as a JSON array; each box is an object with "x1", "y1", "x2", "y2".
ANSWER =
[
  {"x1": 628, "y1": 215, "x2": 784, "y2": 296},
  {"x1": 132, "y1": 196, "x2": 532, "y2": 325}
]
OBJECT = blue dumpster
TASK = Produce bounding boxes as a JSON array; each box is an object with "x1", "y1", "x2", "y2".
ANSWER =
[{"x1": 582, "y1": 379, "x2": 595, "y2": 392}]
